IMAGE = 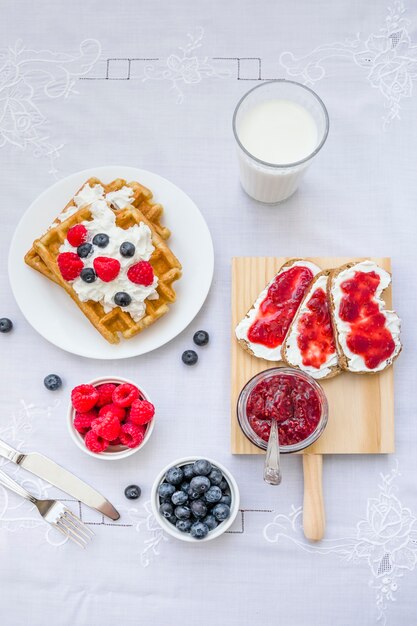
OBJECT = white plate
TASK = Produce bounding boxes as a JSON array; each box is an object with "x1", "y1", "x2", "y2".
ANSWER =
[{"x1": 9, "y1": 166, "x2": 214, "y2": 359}]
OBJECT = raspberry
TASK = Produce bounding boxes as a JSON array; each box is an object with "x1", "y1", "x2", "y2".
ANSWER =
[
  {"x1": 93, "y1": 257, "x2": 120, "y2": 282},
  {"x1": 96, "y1": 383, "x2": 117, "y2": 407},
  {"x1": 129, "y1": 399, "x2": 155, "y2": 426},
  {"x1": 67, "y1": 224, "x2": 88, "y2": 247},
  {"x1": 73, "y1": 410, "x2": 97, "y2": 434},
  {"x1": 119, "y1": 422, "x2": 145, "y2": 448},
  {"x1": 127, "y1": 261, "x2": 154, "y2": 286},
  {"x1": 112, "y1": 383, "x2": 140, "y2": 408},
  {"x1": 71, "y1": 384, "x2": 99, "y2": 412},
  {"x1": 85, "y1": 429, "x2": 109, "y2": 453},
  {"x1": 108, "y1": 437, "x2": 122, "y2": 446},
  {"x1": 57, "y1": 252, "x2": 84, "y2": 281},
  {"x1": 98, "y1": 403, "x2": 125, "y2": 421},
  {"x1": 92, "y1": 414, "x2": 121, "y2": 441}
]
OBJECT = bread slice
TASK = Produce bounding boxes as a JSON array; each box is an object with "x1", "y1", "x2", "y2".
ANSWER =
[
  {"x1": 328, "y1": 260, "x2": 402, "y2": 374},
  {"x1": 235, "y1": 258, "x2": 321, "y2": 361},
  {"x1": 282, "y1": 270, "x2": 341, "y2": 379}
]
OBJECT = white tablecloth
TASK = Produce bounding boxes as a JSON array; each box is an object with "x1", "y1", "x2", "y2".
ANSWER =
[{"x1": 1, "y1": 1, "x2": 417, "y2": 625}]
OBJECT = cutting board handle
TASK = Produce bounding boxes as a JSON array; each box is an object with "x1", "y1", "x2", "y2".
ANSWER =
[{"x1": 303, "y1": 454, "x2": 325, "y2": 541}]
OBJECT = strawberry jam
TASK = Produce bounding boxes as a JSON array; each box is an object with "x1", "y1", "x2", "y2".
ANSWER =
[
  {"x1": 247, "y1": 266, "x2": 314, "y2": 348},
  {"x1": 296, "y1": 287, "x2": 336, "y2": 369},
  {"x1": 246, "y1": 373, "x2": 322, "y2": 446},
  {"x1": 339, "y1": 271, "x2": 395, "y2": 370}
]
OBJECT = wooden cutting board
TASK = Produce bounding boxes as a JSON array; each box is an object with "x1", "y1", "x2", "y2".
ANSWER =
[{"x1": 231, "y1": 257, "x2": 395, "y2": 539}]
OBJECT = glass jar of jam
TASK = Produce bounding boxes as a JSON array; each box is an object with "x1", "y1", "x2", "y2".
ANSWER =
[{"x1": 237, "y1": 367, "x2": 328, "y2": 453}]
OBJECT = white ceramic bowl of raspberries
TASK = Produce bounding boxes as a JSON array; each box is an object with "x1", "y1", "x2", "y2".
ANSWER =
[
  {"x1": 151, "y1": 457, "x2": 240, "y2": 542},
  {"x1": 67, "y1": 376, "x2": 155, "y2": 460}
]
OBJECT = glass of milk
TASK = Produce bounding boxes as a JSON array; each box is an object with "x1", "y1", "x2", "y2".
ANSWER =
[{"x1": 233, "y1": 80, "x2": 329, "y2": 204}]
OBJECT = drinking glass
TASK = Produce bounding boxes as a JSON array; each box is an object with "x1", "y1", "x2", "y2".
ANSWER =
[{"x1": 232, "y1": 80, "x2": 329, "y2": 204}]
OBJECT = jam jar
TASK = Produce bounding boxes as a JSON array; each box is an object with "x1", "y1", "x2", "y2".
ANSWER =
[{"x1": 237, "y1": 367, "x2": 328, "y2": 453}]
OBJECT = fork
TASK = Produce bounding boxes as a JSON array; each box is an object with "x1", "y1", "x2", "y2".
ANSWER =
[{"x1": 0, "y1": 468, "x2": 94, "y2": 548}]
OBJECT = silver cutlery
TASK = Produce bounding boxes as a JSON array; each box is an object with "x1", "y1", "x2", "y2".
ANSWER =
[
  {"x1": 263, "y1": 393, "x2": 283, "y2": 486},
  {"x1": 0, "y1": 439, "x2": 119, "y2": 520},
  {"x1": 0, "y1": 468, "x2": 94, "y2": 548}
]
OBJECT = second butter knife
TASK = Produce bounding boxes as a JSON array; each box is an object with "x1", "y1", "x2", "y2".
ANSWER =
[{"x1": 0, "y1": 438, "x2": 120, "y2": 520}]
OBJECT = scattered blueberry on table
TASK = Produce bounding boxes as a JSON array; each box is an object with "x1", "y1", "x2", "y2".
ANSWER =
[
  {"x1": 125, "y1": 484, "x2": 141, "y2": 500},
  {"x1": 182, "y1": 350, "x2": 198, "y2": 366},
  {"x1": 193, "y1": 330, "x2": 209, "y2": 346},
  {"x1": 43, "y1": 374, "x2": 62, "y2": 391},
  {"x1": 158, "y1": 460, "x2": 232, "y2": 539},
  {"x1": 0, "y1": 318, "x2": 13, "y2": 333}
]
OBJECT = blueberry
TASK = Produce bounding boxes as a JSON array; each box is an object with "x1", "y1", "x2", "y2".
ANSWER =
[
  {"x1": 182, "y1": 464, "x2": 195, "y2": 480},
  {"x1": 188, "y1": 489, "x2": 201, "y2": 500},
  {"x1": 205, "y1": 486, "x2": 222, "y2": 504},
  {"x1": 114, "y1": 292, "x2": 132, "y2": 307},
  {"x1": 180, "y1": 481, "x2": 190, "y2": 494},
  {"x1": 43, "y1": 374, "x2": 62, "y2": 391},
  {"x1": 212, "y1": 503, "x2": 231, "y2": 522},
  {"x1": 77, "y1": 243, "x2": 93, "y2": 258},
  {"x1": 80, "y1": 268, "x2": 96, "y2": 283},
  {"x1": 220, "y1": 494, "x2": 232, "y2": 506},
  {"x1": 208, "y1": 468, "x2": 223, "y2": 485},
  {"x1": 219, "y1": 479, "x2": 229, "y2": 492},
  {"x1": 159, "y1": 502, "x2": 174, "y2": 518},
  {"x1": 190, "y1": 521, "x2": 209, "y2": 539},
  {"x1": 189, "y1": 476, "x2": 211, "y2": 495},
  {"x1": 203, "y1": 515, "x2": 218, "y2": 531},
  {"x1": 92, "y1": 233, "x2": 109, "y2": 248},
  {"x1": 192, "y1": 460, "x2": 212, "y2": 476},
  {"x1": 120, "y1": 242, "x2": 135, "y2": 257},
  {"x1": 190, "y1": 499, "x2": 208, "y2": 519},
  {"x1": 165, "y1": 466, "x2": 184, "y2": 486},
  {"x1": 158, "y1": 482, "x2": 175, "y2": 500},
  {"x1": 182, "y1": 350, "x2": 198, "y2": 366},
  {"x1": 166, "y1": 513, "x2": 177, "y2": 526},
  {"x1": 193, "y1": 330, "x2": 209, "y2": 346},
  {"x1": 176, "y1": 519, "x2": 192, "y2": 533},
  {"x1": 174, "y1": 505, "x2": 191, "y2": 520},
  {"x1": 0, "y1": 318, "x2": 13, "y2": 333},
  {"x1": 171, "y1": 490, "x2": 188, "y2": 506},
  {"x1": 124, "y1": 484, "x2": 141, "y2": 500}
]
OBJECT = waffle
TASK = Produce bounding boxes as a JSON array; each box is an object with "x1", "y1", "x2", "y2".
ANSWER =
[
  {"x1": 30, "y1": 203, "x2": 182, "y2": 344},
  {"x1": 25, "y1": 178, "x2": 171, "y2": 284}
]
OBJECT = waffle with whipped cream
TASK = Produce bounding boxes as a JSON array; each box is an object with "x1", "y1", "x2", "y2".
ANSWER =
[
  {"x1": 25, "y1": 181, "x2": 182, "y2": 344},
  {"x1": 25, "y1": 178, "x2": 171, "y2": 284}
]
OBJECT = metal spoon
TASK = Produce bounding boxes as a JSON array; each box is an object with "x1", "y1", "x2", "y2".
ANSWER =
[
  {"x1": 263, "y1": 394, "x2": 283, "y2": 485},
  {"x1": 263, "y1": 417, "x2": 282, "y2": 485}
]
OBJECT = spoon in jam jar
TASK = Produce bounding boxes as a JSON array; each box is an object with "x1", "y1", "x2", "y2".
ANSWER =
[{"x1": 263, "y1": 394, "x2": 284, "y2": 485}]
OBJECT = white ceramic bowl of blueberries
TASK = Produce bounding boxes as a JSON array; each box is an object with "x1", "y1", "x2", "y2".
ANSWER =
[{"x1": 151, "y1": 457, "x2": 240, "y2": 542}]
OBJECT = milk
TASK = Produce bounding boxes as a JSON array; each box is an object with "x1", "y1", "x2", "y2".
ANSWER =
[
  {"x1": 233, "y1": 82, "x2": 328, "y2": 204},
  {"x1": 238, "y1": 100, "x2": 318, "y2": 166}
]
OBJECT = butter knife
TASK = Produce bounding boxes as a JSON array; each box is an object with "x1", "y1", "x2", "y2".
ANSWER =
[{"x1": 0, "y1": 439, "x2": 120, "y2": 520}]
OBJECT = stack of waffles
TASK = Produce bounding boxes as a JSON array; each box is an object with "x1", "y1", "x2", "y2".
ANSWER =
[{"x1": 24, "y1": 178, "x2": 182, "y2": 344}]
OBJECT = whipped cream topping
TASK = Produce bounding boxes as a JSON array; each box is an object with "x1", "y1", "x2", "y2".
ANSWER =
[
  {"x1": 74, "y1": 183, "x2": 105, "y2": 208},
  {"x1": 57, "y1": 183, "x2": 135, "y2": 222},
  {"x1": 59, "y1": 200, "x2": 159, "y2": 322},
  {"x1": 235, "y1": 260, "x2": 321, "y2": 361},
  {"x1": 284, "y1": 274, "x2": 338, "y2": 379},
  {"x1": 331, "y1": 260, "x2": 401, "y2": 372}
]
